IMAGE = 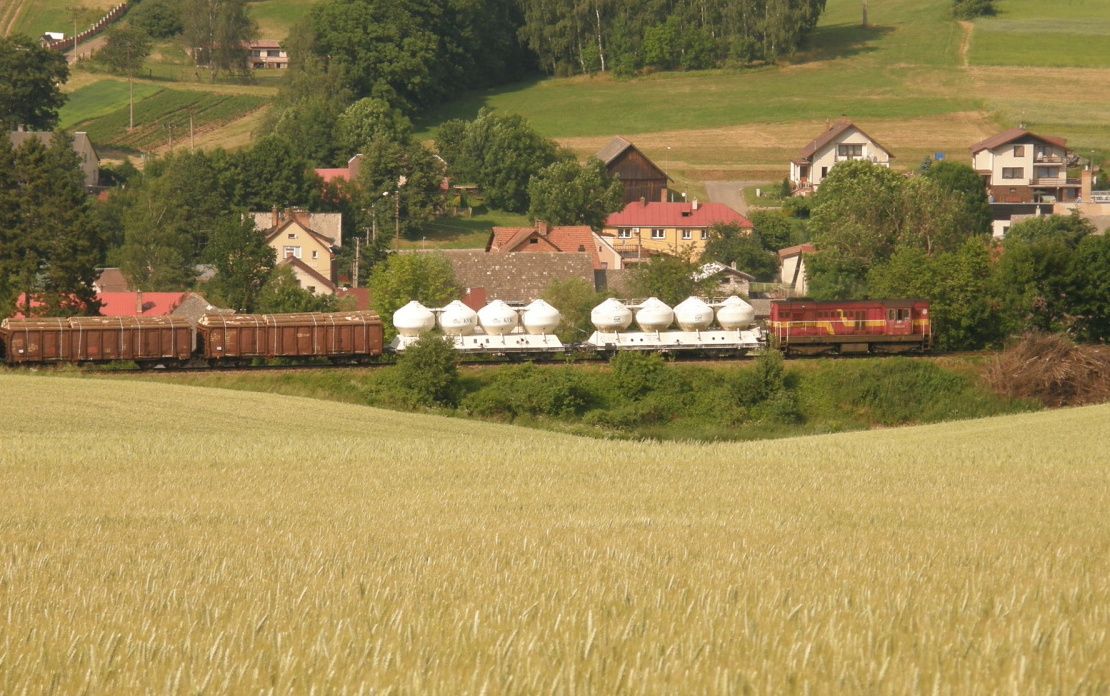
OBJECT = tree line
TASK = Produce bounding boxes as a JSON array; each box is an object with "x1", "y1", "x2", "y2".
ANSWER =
[
  {"x1": 805, "y1": 160, "x2": 1109, "y2": 348},
  {"x1": 518, "y1": 0, "x2": 828, "y2": 76}
]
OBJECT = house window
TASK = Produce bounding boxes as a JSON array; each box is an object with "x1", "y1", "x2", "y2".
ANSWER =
[
  {"x1": 617, "y1": 228, "x2": 632, "y2": 239},
  {"x1": 681, "y1": 230, "x2": 692, "y2": 240},
  {"x1": 1013, "y1": 145, "x2": 1025, "y2": 157},
  {"x1": 700, "y1": 230, "x2": 709, "y2": 240},
  {"x1": 311, "y1": 250, "x2": 319, "y2": 259},
  {"x1": 651, "y1": 228, "x2": 665, "y2": 240},
  {"x1": 287, "y1": 233, "x2": 296, "y2": 239},
  {"x1": 306, "y1": 286, "x2": 316, "y2": 294},
  {"x1": 1002, "y1": 167, "x2": 1024, "y2": 180},
  {"x1": 838, "y1": 143, "x2": 863, "y2": 158},
  {"x1": 252, "y1": 50, "x2": 261, "y2": 57},
  {"x1": 284, "y1": 246, "x2": 301, "y2": 259}
]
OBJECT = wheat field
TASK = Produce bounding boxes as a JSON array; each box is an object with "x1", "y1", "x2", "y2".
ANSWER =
[{"x1": 0, "y1": 374, "x2": 1107, "y2": 693}]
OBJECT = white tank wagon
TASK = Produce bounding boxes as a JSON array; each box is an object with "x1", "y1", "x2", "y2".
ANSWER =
[
  {"x1": 585, "y1": 295, "x2": 763, "y2": 354},
  {"x1": 392, "y1": 299, "x2": 566, "y2": 353},
  {"x1": 392, "y1": 301, "x2": 437, "y2": 337}
]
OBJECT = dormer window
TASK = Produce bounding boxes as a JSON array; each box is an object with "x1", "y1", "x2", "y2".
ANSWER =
[{"x1": 529, "y1": 237, "x2": 539, "y2": 244}]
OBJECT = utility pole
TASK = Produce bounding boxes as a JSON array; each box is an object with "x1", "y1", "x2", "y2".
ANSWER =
[
  {"x1": 189, "y1": 111, "x2": 195, "y2": 151},
  {"x1": 128, "y1": 41, "x2": 134, "y2": 131},
  {"x1": 353, "y1": 237, "x2": 360, "y2": 289},
  {"x1": 862, "y1": 0, "x2": 869, "y2": 27}
]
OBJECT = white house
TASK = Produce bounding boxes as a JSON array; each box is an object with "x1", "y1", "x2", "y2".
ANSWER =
[
  {"x1": 789, "y1": 121, "x2": 894, "y2": 193},
  {"x1": 970, "y1": 128, "x2": 1078, "y2": 205}
]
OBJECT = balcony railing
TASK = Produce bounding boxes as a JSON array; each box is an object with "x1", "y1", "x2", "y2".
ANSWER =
[
  {"x1": 1033, "y1": 154, "x2": 1065, "y2": 164},
  {"x1": 1031, "y1": 177, "x2": 1081, "y2": 186}
]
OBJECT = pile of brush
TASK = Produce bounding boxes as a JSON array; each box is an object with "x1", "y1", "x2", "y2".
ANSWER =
[{"x1": 985, "y1": 333, "x2": 1110, "y2": 407}]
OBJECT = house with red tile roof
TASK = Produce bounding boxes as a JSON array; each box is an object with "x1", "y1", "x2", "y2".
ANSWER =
[
  {"x1": 315, "y1": 154, "x2": 364, "y2": 186},
  {"x1": 250, "y1": 209, "x2": 342, "y2": 295},
  {"x1": 247, "y1": 40, "x2": 288, "y2": 69},
  {"x1": 485, "y1": 221, "x2": 623, "y2": 270},
  {"x1": 11, "y1": 291, "x2": 225, "y2": 320},
  {"x1": 789, "y1": 120, "x2": 893, "y2": 194},
  {"x1": 970, "y1": 128, "x2": 1077, "y2": 205},
  {"x1": 600, "y1": 200, "x2": 752, "y2": 262}
]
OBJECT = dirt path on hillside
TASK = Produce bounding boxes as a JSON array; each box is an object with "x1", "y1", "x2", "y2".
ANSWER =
[
  {"x1": 959, "y1": 21, "x2": 974, "y2": 68},
  {"x1": 705, "y1": 181, "x2": 761, "y2": 216},
  {"x1": 0, "y1": 0, "x2": 30, "y2": 36}
]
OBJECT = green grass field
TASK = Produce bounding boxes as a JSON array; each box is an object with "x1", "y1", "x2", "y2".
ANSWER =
[
  {"x1": 6, "y1": 0, "x2": 114, "y2": 42},
  {"x1": 58, "y1": 79, "x2": 162, "y2": 129},
  {"x1": 402, "y1": 208, "x2": 532, "y2": 249},
  {"x1": 970, "y1": 0, "x2": 1110, "y2": 68},
  {"x1": 0, "y1": 374, "x2": 1107, "y2": 692},
  {"x1": 246, "y1": 0, "x2": 318, "y2": 39},
  {"x1": 70, "y1": 88, "x2": 267, "y2": 151}
]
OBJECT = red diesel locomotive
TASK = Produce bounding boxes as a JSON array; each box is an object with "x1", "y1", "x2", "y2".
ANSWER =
[{"x1": 770, "y1": 299, "x2": 932, "y2": 355}]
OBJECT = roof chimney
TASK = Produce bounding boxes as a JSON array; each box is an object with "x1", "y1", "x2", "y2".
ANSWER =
[
  {"x1": 135, "y1": 290, "x2": 143, "y2": 316},
  {"x1": 1082, "y1": 169, "x2": 1093, "y2": 201},
  {"x1": 271, "y1": 205, "x2": 279, "y2": 228},
  {"x1": 536, "y1": 220, "x2": 549, "y2": 236},
  {"x1": 692, "y1": 198, "x2": 700, "y2": 211},
  {"x1": 639, "y1": 196, "x2": 647, "y2": 207}
]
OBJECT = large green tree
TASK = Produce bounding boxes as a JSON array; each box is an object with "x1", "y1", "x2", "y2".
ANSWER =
[
  {"x1": 808, "y1": 161, "x2": 988, "y2": 298},
  {"x1": 183, "y1": 0, "x2": 255, "y2": 75},
  {"x1": 335, "y1": 97, "x2": 413, "y2": 156},
  {"x1": 527, "y1": 158, "x2": 623, "y2": 229},
  {"x1": 542, "y1": 277, "x2": 611, "y2": 343},
  {"x1": 355, "y1": 137, "x2": 445, "y2": 243},
  {"x1": 369, "y1": 253, "x2": 458, "y2": 338},
  {"x1": 1, "y1": 134, "x2": 104, "y2": 316},
  {"x1": 624, "y1": 253, "x2": 713, "y2": 306},
  {"x1": 443, "y1": 109, "x2": 562, "y2": 212},
  {"x1": 701, "y1": 224, "x2": 779, "y2": 281},
  {"x1": 96, "y1": 25, "x2": 153, "y2": 76},
  {"x1": 0, "y1": 35, "x2": 69, "y2": 131},
  {"x1": 204, "y1": 215, "x2": 276, "y2": 312},
  {"x1": 922, "y1": 161, "x2": 992, "y2": 238}
]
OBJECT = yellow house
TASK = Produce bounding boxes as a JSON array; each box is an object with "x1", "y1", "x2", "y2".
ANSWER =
[
  {"x1": 252, "y1": 209, "x2": 342, "y2": 294},
  {"x1": 600, "y1": 200, "x2": 753, "y2": 262}
]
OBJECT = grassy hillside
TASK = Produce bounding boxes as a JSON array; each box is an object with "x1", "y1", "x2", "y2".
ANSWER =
[
  {"x1": 2, "y1": 0, "x2": 116, "y2": 40},
  {"x1": 415, "y1": 0, "x2": 1110, "y2": 180},
  {"x1": 0, "y1": 374, "x2": 1107, "y2": 692}
]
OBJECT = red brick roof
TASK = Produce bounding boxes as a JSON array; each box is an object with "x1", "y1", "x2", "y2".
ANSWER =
[
  {"x1": 605, "y1": 201, "x2": 753, "y2": 229},
  {"x1": 99, "y1": 292, "x2": 187, "y2": 317},
  {"x1": 486, "y1": 224, "x2": 604, "y2": 270},
  {"x1": 778, "y1": 243, "x2": 816, "y2": 259},
  {"x1": 315, "y1": 168, "x2": 352, "y2": 184},
  {"x1": 969, "y1": 128, "x2": 1067, "y2": 154}
]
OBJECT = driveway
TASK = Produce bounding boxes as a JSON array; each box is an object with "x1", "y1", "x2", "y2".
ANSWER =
[{"x1": 705, "y1": 180, "x2": 763, "y2": 216}]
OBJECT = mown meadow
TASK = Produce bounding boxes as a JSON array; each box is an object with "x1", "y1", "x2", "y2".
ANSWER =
[{"x1": 0, "y1": 374, "x2": 1107, "y2": 692}]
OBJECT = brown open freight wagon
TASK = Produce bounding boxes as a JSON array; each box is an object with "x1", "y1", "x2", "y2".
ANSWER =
[
  {"x1": 0, "y1": 316, "x2": 194, "y2": 365},
  {"x1": 196, "y1": 311, "x2": 383, "y2": 363}
]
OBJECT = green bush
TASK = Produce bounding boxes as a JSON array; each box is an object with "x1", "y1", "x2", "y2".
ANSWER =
[
  {"x1": 393, "y1": 334, "x2": 461, "y2": 407},
  {"x1": 609, "y1": 352, "x2": 669, "y2": 400},
  {"x1": 463, "y1": 365, "x2": 593, "y2": 419},
  {"x1": 952, "y1": 0, "x2": 995, "y2": 19}
]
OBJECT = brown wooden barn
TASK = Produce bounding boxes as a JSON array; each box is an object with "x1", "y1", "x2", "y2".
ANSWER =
[{"x1": 596, "y1": 137, "x2": 672, "y2": 205}]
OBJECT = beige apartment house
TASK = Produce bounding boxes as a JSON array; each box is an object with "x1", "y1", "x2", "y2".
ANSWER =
[
  {"x1": 789, "y1": 120, "x2": 894, "y2": 193},
  {"x1": 251, "y1": 209, "x2": 342, "y2": 294},
  {"x1": 971, "y1": 128, "x2": 1078, "y2": 205}
]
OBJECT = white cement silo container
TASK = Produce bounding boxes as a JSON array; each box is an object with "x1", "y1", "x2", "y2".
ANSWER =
[
  {"x1": 392, "y1": 300, "x2": 436, "y2": 337},
  {"x1": 521, "y1": 299, "x2": 561, "y2": 335},
  {"x1": 438, "y1": 300, "x2": 478, "y2": 336},
  {"x1": 477, "y1": 300, "x2": 520, "y2": 336},
  {"x1": 590, "y1": 298, "x2": 634, "y2": 332},
  {"x1": 635, "y1": 297, "x2": 674, "y2": 332},
  {"x1": 673, "y1": 296, "x2": 714, "y2": 331},
  {"x1": 716, "y1": 295, "x2": 755, "y2": 329}
]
